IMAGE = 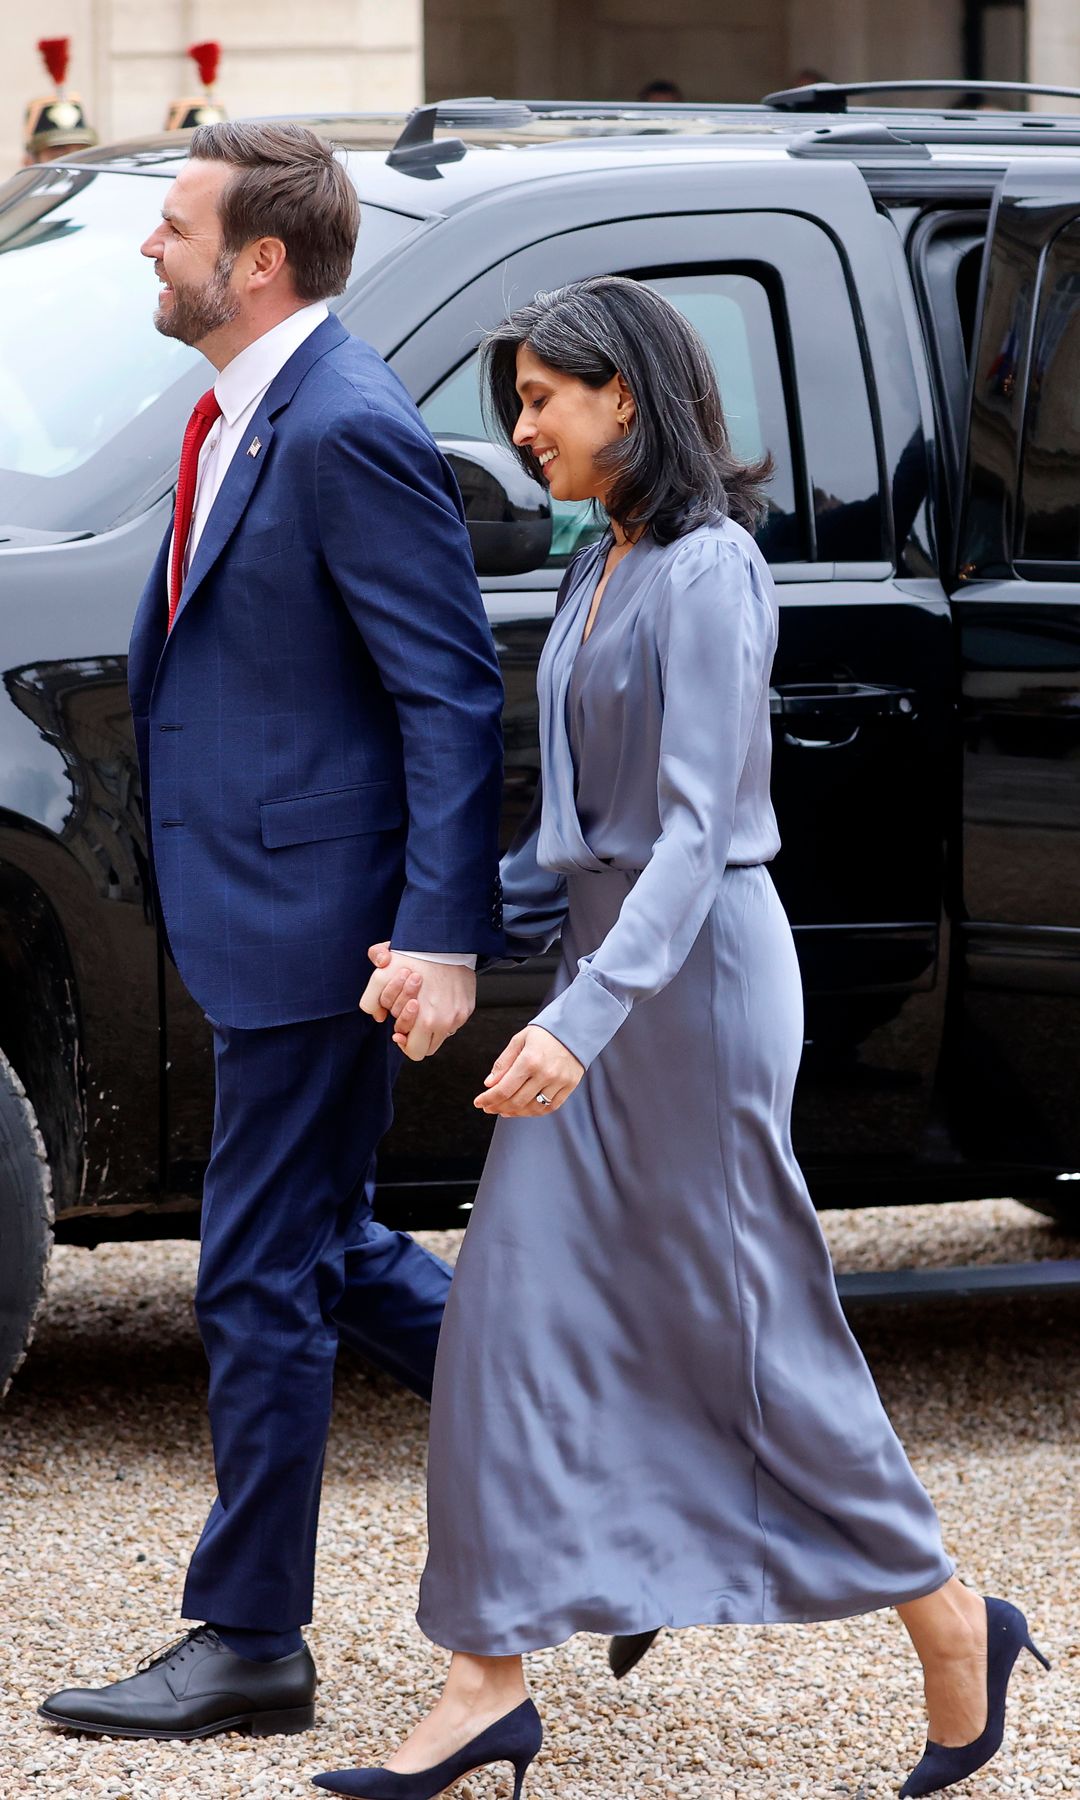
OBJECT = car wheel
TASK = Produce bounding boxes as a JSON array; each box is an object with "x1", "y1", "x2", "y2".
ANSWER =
[{"x1": 0, "y1": 1048, "x2": 53, "y2": 1397}]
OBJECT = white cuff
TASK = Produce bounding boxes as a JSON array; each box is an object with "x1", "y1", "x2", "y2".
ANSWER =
[{"x1": 395, "y1": 951, "x2": 477, "y2": 969}]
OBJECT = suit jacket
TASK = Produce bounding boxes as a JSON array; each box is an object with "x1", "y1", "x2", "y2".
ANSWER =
[{"x1": 128, "y1": 315, "x2": 505, "y2": 1029}]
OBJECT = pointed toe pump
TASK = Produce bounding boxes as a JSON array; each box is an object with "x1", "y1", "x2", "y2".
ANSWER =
[
  {"x1": 312, "y1": 1698, "x2": 543, "y2": 1800},
  {"x1": 899, "y1": 1596, "x2": 1050, "y2": 1798}
]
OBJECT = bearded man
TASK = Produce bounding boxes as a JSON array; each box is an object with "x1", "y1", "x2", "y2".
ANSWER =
[{"x1": 39, "y1": 120, "x2": 504, "y2": 1740}]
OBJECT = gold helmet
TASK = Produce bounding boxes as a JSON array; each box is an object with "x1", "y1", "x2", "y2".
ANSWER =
[
  {"x1": 24, "y1": 38, "x2": 98, "y2": 163},
  {"x1": 165, "y1": 41, "x2": 229, "y2": 133}
]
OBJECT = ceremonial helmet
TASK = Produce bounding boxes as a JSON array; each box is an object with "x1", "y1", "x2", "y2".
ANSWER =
[
  {"x1": 165, "y1": 42, "x2": 228, "y2": 132},
  {"x1": 23, "y1": 38, "x2": 98, "y2": 163}
]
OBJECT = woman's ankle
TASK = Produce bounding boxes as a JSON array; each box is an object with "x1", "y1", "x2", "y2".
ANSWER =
[
  {"x1": 898, "y1": 1581, "x2": 987, "y2": 1667},
  {"x1": 442, "y1": 1653, "x2": 527, "y2": 1713}
]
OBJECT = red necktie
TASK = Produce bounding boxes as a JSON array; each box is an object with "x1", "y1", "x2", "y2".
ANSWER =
[{"x1": 168, "y1": 387, "x2": 222, "y2": 632}]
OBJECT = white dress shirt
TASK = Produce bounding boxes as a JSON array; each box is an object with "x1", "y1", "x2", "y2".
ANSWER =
[
  {"x1": 181, "y1": 303, "x2": 474, "y2": 970},
  {"x1": 184, "y1": 301, "x2": 329, "y2": 573}
]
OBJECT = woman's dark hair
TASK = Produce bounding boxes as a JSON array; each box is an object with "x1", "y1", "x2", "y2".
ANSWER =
[{"x1": 479, "y1": 275, "x2": 773, "y2": 543}]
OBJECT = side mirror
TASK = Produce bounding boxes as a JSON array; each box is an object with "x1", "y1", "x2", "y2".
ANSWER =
[{"x1": 437, "y1": 436, "x2": 552, "y2": 575}]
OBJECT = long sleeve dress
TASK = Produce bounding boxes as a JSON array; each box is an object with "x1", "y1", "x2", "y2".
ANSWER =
[{"x1": 417, "y1": 518, "x2": 953, "y2": 1656}]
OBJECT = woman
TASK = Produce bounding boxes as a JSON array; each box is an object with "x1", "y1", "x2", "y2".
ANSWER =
[{"x1": 315, "y1": 278, "x2": 1047, "y2": 1800}]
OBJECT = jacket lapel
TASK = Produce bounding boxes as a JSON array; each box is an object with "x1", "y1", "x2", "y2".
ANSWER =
[
  {"x1": 170, "y1": 406, "x2": 275, "y2": 631},
  {"x1": 168, "y1": 314, "x2": 349, "y2": 633}
]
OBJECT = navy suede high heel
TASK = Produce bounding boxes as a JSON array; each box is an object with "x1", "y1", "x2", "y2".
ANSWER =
[
  {"x1": 899, "y1": 1596, "x2": 1050, "y2": 1798},
  {"x1": 312, "y1": 1698, "x2": 543, "y2": 1800}
]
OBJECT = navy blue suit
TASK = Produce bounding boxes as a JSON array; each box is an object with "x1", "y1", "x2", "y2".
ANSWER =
[{"x1": 128, "y1": 316, "x2": 504, "y2": 1630}]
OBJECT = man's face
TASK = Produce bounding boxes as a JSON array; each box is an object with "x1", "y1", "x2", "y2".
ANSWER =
[
  {"x1": 140, "y1": 158, "x2": 241, "y2": 346},
  {"x1": 28, "y1": 143, "x2": 75, "y2": 164}
]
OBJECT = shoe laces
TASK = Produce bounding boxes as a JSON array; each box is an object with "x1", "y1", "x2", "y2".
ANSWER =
[{"x1": 137, "y1": 1626, "x2": 220, "y2": 1674}]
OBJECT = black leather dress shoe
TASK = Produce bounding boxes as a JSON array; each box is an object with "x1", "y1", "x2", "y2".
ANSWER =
[
  {"x1": 38, "y1": 1626, "x2": 317, "y2": 1740},
  {"x1": 608, "y1": 1629, "x2": 661, "y2": 1679}
]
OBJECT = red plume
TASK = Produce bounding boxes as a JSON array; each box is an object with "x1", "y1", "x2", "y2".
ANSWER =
[
  {"x1": 188, "y1": 41, "x2": 221, "y2": 90},
  {"x1": 37, "y1": 37, "x2": 70, "y2": 88}
]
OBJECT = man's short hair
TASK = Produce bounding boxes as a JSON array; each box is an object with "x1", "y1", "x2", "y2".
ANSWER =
[{"x1": 187, "y1": 120, "x2": 359, "y2": 302}]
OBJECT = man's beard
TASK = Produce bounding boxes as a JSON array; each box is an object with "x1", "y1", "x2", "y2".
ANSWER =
[{"x1": 154, "y1": 252, "x2": 240, "y2": 345}]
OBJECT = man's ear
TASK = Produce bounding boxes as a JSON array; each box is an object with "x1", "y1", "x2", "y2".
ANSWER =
[{"x1": 246, "y1": 235, "x2": 289, "y2": 291}]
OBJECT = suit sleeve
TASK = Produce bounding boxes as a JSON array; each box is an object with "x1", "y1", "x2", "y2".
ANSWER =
[
  {"x1": 316, "y1": 396, "x2": 505, "y2": 955},
  {"x1": 486, "y1": 779, "x2": 568, "y2": 965},
  {"x1": 478, "y1": 550, "x2": 598, "y2": 968},
  {"x1": 530, "y1": 535, "x2": 775, "y2": 1067}
]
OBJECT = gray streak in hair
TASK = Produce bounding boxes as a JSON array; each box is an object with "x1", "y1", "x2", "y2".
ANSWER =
[{"x1": 479, "y1": 275, "x2": 773, "y2": 544}]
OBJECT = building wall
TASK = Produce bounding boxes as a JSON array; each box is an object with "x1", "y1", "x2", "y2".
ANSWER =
[
  {"x1": 423, "y1": 0, "x2": 781, "y2": 103},
  {"x1": 4, "y1": 1, "x2": 1078, "y2": 180},
  {"x1": 1, "y1": 0, "x2": 423, "y2": 173},
  {"x1": 422, "y1": 0, "x2": 966, "y2": 105},
  {"x1": 788, "y1": 0, "x2": 964, "y2": 90},
  {"x1": 1028, "y1": 0, "x2": 1080, "y2": 108}
]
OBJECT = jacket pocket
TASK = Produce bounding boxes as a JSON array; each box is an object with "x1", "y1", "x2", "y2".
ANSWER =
[
  {"x1": 259, "y1": 781, "x2": 405, "y2": 849},
  {"x1": 231, "y1": 516, "x2": 298, "y2": 565}
]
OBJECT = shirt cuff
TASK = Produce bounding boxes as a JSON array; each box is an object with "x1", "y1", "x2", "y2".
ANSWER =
[{"x1": 396, "y1": 951, "x2": 477, "y2": 969}]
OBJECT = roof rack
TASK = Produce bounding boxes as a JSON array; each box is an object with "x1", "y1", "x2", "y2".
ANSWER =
[
  {"x1": 764, "y1": 78, "x2": 1080, "y2": 112},
  {"x1": 388, "y1": 98, "x2": 535, "y2": 174},
  {"x1": 379, "y1": 88, "x2": 1080, "y2": 175}
]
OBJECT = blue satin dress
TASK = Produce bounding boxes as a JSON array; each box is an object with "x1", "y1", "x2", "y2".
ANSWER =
[{"x1": 417, "y1": 519, "x2": 953, "y2": 1655}]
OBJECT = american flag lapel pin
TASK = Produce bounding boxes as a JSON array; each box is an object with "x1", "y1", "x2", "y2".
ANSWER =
[{"x1": 246, "y1": 436, "x2": 262, "y2": 458}]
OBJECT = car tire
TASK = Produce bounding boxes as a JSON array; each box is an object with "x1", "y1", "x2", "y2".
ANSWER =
[{"x1": 0, "y1": 1048, "x2": 53, "y2": 1398}]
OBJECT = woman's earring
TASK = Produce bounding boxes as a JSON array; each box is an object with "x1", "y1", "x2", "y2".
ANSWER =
[{"x1": 620, "y1": 414, "x2": 631, "y2": 437}]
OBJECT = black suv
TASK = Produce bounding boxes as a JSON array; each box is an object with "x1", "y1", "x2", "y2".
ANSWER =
[{"x1": 3, "y1": 82, "x2": 1080, "y2": 1392}]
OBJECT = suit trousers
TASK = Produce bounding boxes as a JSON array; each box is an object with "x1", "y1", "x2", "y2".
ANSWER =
[{"x1": 181, "y1": 1010, "x2": 451, "y2": 1631}]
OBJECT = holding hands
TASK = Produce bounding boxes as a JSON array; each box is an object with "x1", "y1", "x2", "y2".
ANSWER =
[
  {"x1": 362, "y1": 943, "x2": 584, "y2": 1112},
  {"x1": 359, "y1": 945, "x2": 475, "y2": 1060}
]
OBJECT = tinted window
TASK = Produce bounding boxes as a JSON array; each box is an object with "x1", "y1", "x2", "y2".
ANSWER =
[
  {"x1": 1017, "y1": 217, "x2": 1080, "y2": 563},
  {"x1": 420, "y1": 268, "x2": 802, "y2": 565},
  {"x1": 0, "y1": 166, "x2": 419, "y2": 533},
  {"x1": 0, "y1": 169, "x2": 200, "y2": 484}
]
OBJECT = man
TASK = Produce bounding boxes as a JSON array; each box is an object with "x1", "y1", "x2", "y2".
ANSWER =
[
  {"x1": 164, "y1": 39, "x2": 228, "y2": 132},
  {"x1": 23, "y1": 36, "x2": 98, "y2": 165},
  {"x1": 636, "y1": 78, "x2": 684, "y2": 103},
  {"x1": 40, "y1": 120, "x2": 504, "y2": 1740}
]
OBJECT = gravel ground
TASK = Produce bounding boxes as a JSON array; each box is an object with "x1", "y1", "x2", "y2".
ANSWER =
[{"x1": 1, "y1": 1197, "x2": 1076, "y2": 1799}]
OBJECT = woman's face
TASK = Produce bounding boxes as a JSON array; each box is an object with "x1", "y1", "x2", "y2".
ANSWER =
[{"x1": 511, "y1": 345, "x2": 634, "y2": 504}]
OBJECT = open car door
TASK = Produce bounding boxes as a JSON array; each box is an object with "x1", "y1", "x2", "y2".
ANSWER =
[{"x1": 952, "y1": 160, "x2": 1080, "y2": 1205}]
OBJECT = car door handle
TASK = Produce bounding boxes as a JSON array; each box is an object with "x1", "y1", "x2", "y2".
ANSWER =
[{"x1": 770, "y1": 682, "x2": 918, "y2": 748}]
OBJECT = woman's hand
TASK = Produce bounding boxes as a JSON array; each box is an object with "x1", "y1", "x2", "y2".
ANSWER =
[{"x1": 473, "y1": 1025, "x2": 584, "y2": 1117}]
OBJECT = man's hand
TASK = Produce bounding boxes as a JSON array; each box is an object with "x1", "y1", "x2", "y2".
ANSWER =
[
  {"x1": 359, "y1": 943, "x2": 475, "y2": 1061},
  {"x1": 473, "y1": 1025, "x2": 584, "y2": 1116}
]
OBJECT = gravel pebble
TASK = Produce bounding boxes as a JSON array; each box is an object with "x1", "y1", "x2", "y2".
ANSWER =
[{"x1": 0, "y1": 1198, "x2": 1076, "y2": 1797}]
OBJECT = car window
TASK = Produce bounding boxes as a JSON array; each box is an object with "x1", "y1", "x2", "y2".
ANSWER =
[
  {"x1": 0, "y1": 166, "x2": 420, "y2": 534},
  {"x1": 420, "y1": 269, "x2": 802, "y2": 566},
  {"x1": 909, "y1": 211, "x2": 988, "y2": 484},
  {"x1": 1016, "y1": 216, "x2": 1080, "y2": 564},
  {"x1": 0, "y1": 169, "x2": 199, "y2": 485}
]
